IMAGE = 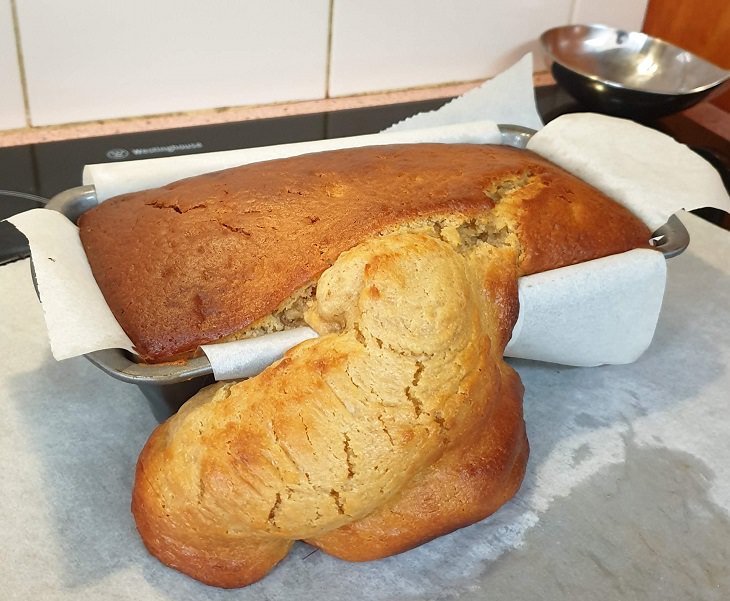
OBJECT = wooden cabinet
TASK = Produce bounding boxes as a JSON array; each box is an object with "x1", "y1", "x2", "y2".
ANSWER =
[{"x1": 643, "y1": 0, "x2": 730, "y2": 111}]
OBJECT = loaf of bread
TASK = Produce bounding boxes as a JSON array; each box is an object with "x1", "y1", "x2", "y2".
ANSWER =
[
  {"x1": 78, "y1": 143, "x2": 650, "y2": 363},
  {"x1": 81, "y1": 143, "x2": 652, "y2": 588},
  {"x1": 133, "y1": 231, "x2": 528, "y2": 587}
]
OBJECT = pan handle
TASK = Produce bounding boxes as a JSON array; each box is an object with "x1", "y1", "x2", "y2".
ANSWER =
[
  {"x1": 650, "y1": 214, "x2": 690, "y2": 259},
  {"x1": 46, "y1": 185, "x2": 98, "y2": 224}
]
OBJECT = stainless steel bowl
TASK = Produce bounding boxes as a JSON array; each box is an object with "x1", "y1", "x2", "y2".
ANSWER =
[{"x1": 540, "y1": 24, "x2": 730, "y2": 120}]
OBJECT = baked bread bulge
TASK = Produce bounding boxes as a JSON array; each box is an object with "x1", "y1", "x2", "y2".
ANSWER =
[
  {"x1": 132, "y1": 232, "x2": 528, "y2": 587},
  {"x1": 78, "y1": 143, "x2": 650, "y2": 363},
  {"x1": 98, "y1": 142, "x2": 654, "y2": 587}
]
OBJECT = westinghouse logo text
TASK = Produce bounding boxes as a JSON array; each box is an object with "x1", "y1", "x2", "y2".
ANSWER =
[{"x1": 105, "y1": 142, "x2": 204, "y2": 161}]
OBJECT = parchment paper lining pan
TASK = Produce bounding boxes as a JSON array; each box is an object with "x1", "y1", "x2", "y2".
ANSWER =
[{"x1": 42, "y1": 125, "x2": 689, "y2": 419}]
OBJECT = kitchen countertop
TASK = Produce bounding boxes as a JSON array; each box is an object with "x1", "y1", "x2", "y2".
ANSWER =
[{"x1": 1, "y1": 210, "x2": 729, "y2": 600}]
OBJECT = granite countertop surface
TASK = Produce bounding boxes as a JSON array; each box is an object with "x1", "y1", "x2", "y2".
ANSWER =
[{"x1": 1, "y1": 211, "x2": 729, "y2": 600}]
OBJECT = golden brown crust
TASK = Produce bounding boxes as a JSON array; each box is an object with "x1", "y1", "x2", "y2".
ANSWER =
[
  {"x1": 121, "y1": 143, "x2": 655, "y2": 588},
  {"x1": 306, "y1": 363, "x2": 527, "y2": 561},
  {"x1": 132, "y1": 444, "x2": 293, "y2": 588},
  {"x1": 79, "y1": 143, "x2": 650, "y2": 363},
  {"x1": 131, "y1": 232, "x2": 528, "y2": 587}
]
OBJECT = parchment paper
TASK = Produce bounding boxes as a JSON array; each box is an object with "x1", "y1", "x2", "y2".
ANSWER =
[
  {"x1": 3, "y1": 212, "x2": 730, "y2": 600},
  {"x1": 6, "y1": 208, "x2": 134, "y2": 359},
  {"x1": 504, "y1": 249, "x2": 667, "y2": 366},
  {"x1": 201, "y1": 327, "x2": 318, "y2": 381},
  {"x1": 526, "y1": 113, "x2": 730, "y2": 231}
]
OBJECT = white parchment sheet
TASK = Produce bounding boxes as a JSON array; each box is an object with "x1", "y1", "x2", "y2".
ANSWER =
[{"x1": 3, "y1": 213, "x2": 730, "y2": 600}]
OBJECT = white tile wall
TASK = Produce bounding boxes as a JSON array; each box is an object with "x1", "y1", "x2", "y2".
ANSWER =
[
  {"x1": 15, "y1": 0, "x2": 330, "y2": 126},
  {"x1": 4, "y1": 0, "x2": 649, "y2": 130},
  {"x1": 571, "y1": 0, "x2": 649, "y2": 32},
  {"x1": 328, "y1": 0, "x2": 575, "y2": 97},
  {"x1": 0, "y1": 0, "x2": 26, "y2": 130}
]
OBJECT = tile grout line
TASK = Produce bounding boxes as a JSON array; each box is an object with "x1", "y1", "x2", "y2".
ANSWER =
[
  {"x1": 9, "y1": 0, "x2": 31, "y2": 128},
  {"x1": 324, "y1": 0, "x2": 335, "y2": 99},
  {"x1": 567, "y1": 0, "x2": 578, "y2": 23}
]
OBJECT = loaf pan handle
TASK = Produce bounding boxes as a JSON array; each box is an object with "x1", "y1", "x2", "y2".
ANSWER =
[{"x1": 46, "y1": 185, "x2": 98, "y2": 223}]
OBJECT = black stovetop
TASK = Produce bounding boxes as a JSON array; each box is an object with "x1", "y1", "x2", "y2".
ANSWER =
[{"x1": 1, "y1": 85, "x2": 728, "y2": 264}]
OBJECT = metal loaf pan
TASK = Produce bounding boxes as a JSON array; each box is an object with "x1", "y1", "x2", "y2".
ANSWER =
[{"x1": 44, "y1": 125, "x2": 690, "y2": 420}]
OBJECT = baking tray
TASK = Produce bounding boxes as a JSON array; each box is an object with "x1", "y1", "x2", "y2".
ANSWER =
[{"x1": 43, "y1": 125, "x2": 691, "y2": 419}]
